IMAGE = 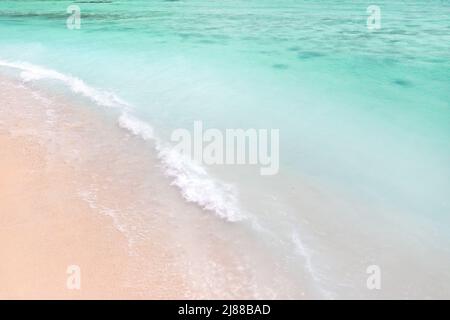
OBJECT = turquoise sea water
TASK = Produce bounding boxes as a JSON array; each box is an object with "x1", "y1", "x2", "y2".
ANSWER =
[{"x1": 1, "y1": 0, "x2": 449, "y2": 298}]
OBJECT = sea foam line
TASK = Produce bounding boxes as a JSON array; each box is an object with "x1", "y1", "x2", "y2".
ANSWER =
[
  {"x1": 0, "y1": 58, "x2": 244, "y2": 222},
  {"x1": 118, "y1": 113, "x2": 243, "y2": 222},
  {"x1": 292, "y1": 231, "x2": 334, "y2": 299},
  {"x1": 0, "y1": 60, "x2": 129, "y2": 109}
]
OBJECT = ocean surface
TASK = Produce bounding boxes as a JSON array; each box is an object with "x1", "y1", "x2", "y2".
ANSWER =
[{"x1": 1, "y1": 0, "x2": 449, "y2": 298}]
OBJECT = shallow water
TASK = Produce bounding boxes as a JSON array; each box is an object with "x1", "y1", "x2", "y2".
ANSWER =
[{"x1": 1, "y1": 0, "x2": 449, "y2": 298}]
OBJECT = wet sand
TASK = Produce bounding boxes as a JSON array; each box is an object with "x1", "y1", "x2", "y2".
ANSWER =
[{"x1": 0, "y1": 76, "x2": 188, "y2": 299}]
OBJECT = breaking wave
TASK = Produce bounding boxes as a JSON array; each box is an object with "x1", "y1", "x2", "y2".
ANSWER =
[{"x1": 0, "y1": 58, "x2": 244, "y2": 222}]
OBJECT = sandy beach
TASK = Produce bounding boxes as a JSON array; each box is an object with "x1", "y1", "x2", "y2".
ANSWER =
[
  {"x1": 0, "y1": 76, "x2": 189, "y2": 299},
  {"x1": 0, "y1": 133, "x2": 129, "y2": 299}
]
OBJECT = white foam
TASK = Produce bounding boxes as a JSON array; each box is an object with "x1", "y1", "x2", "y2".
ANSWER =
[
  {"x1": 292, "y1": 231, "x2": 318, "y2": 281},
  {"x1": 118, "y1": 113, "x2": 244, "y2": 222},
  {"x1": 77, "y1": 187, "x2": 131, "y2": 246},
  {"x1": 0, "y1": 58, "x2": 244, "y2": 222},
  {"x1": 0, "y1": 59, "x2": 129, "y2": 109},
  {"x1": 292, "y1": 231, "x2": 334, "y2": 299},
  {"x1": 118, "y1": 112, "x2": 154, "y2": 140}
]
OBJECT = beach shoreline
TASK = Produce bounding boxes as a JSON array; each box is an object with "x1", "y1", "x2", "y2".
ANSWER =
[
  {"x1": 2, "y1": 0, "x2": 450, "y2": 299},
  {"x1": 0, "y1": 74, "x2": 287, "y2": 299},
  {"x1": 0, "y1": 76, "x2": 190, "y2": 299},
  {"x1": 2, "y1": 44, "x2": 448, "y2": 298}
]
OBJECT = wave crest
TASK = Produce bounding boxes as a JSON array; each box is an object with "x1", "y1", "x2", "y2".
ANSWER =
[{"x1": 118, "y1": 113, "x2": 244, "y2": 222}]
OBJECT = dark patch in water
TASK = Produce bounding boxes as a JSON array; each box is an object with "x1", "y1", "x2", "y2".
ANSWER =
[
  {"x1": 0, "y1": 10, "x2": 168, "y2": 21},
  {"x1": 297, "y1": 51, "x2": 325, "y2": 59},
  {"x1": 287, "y1": 46, "x2": 300, "y2": 52},
  {"x1": 272, "y1": 64, "x2": 289, "y2": 70},
  {"x1": 392, "y1": 79, "x2": 413, "y2": 87},
  {"x1": 0, "y1": 12, "x2": 65, "y2": 19}
]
